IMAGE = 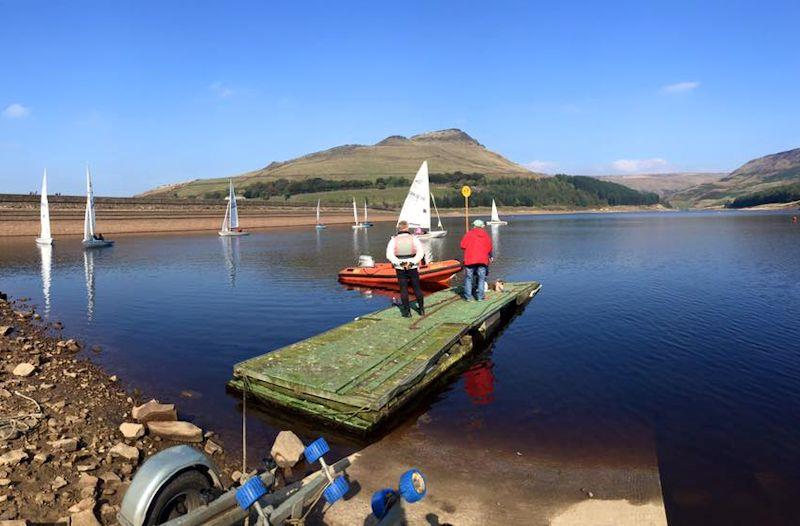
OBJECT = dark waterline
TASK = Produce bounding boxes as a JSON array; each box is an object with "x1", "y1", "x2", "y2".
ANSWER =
[{"x1": 1, "y1": 210, "x2": 799, "y2": 525}]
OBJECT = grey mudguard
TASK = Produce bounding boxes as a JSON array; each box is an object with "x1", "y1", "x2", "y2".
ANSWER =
[{"x1": 118, "y1": 445, "x2": 222, "y2": 526}]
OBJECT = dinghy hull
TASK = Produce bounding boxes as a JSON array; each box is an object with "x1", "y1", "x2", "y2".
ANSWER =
[
  {"x1": 338, "y1": 260, "x2": 463, "y2": 289},
  {"x1": 218, "y1": 231, "x2": 250, "y2": 237},
  {"x1": 83, "y1": 239, "x2": 114, "y2": 248}
]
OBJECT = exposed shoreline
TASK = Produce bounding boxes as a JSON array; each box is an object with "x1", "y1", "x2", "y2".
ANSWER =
[
  {"x1": 0, "y1": 293, "x2": 241, "y2": 524},
  {"x1": 0, "y1": 196, "x2": 677, "y2": 238}
]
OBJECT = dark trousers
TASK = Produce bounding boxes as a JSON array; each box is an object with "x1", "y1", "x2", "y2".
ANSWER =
[{"x1": 396, "y1": 267, "x2": 424, "y2": 313}]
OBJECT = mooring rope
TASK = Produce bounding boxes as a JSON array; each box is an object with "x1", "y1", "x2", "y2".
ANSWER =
[{"x1": 0, "y1": 391, "x2": 44, "y2": 441}]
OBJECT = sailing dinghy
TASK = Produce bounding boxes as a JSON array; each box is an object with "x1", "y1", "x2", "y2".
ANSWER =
[
  {"x1": 219, "y1": 179, "x2": 249, "y2": 236},
  {"x1": 315, "y1": 199, "x2": 327, "y2": 229},
  {"x1": 486, "y1": 199, "x2": 508, "y2": 225},
  {"x1": 397, "y1": 161, "x2": 447, "y2": 238},
  {"x1": 82, "y1": 166, "x2": 114, "y2": 248},
  {"x1": 351, "y1": 197, "x2": 368, "y2": 229},
  {"x1": 36, "y1": 169, "x2": 53, "y2": 245}
]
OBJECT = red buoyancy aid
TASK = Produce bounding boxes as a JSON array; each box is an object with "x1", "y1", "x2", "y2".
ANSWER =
[{"x1": 394, "y1": 232, "x2": 417, "y2": 258}]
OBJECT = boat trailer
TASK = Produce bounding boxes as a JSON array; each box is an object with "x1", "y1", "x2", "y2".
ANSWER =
[{"x1": 118, "y1": 436, "x2": 426, "y2": 526}]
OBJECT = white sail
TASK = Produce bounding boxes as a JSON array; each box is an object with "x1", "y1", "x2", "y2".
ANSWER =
[
  {"x1": 364, "y1": 199, "x2": 368, "y2": 223},
  {"x1": 491, "y1": 199, "x2": 500, "y2": 222},
  {"x1": 37, "y1": 169, "x2": 53, "y2": 243},
  {"x1": 398, "y1": 161, "x2": 431, "y2": 230},
  {"x1": 316, "y1": 199, "x2": 321, "y2": 224},
  {"x1": 221, "y1": 202, "x2": 230, "y2": 232},
  {"x1": 228, "y1": 180, "x2": 239, "y2": 230},
  {"x1": 352, "y1": 197, "x2": 359, "y2": 224},
  {"x1": 83, "y1": 166, "x2": 96, "y2": 242}
]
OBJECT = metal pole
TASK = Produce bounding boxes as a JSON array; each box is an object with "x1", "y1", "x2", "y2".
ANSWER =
[{"x1": 465, "y1": 195, "x2": 469, "y2": 232}]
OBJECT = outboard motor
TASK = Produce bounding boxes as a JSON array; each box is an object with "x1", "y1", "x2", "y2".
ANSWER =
[{"x1": 358, "y1": 255, "x2": 375, "y2": 268}]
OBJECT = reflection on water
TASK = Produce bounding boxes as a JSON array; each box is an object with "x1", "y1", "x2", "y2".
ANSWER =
[
  {"x1": 83, "y1": 249, "x2": 95, "y2": 321},
  {"x1": 489, "y1": 224, "x2": 501, "y2": 258},
  {"x1": 464, "y1": 359, "x2": 495, "y2": 405},
  {"x1": 38, "y1": 244, "x2": 52, "y2": 317},
  {"x1": 221, "y1": 237, "x2": 240, "y2": 287}
]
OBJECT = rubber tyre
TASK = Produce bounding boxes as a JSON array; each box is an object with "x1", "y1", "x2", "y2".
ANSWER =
[
  {"x1": 145, "y1": 469, "x2": 211, "y2": 525},
  {"x1": 398, "y1": 469, "x2": 426, "y2": 503},
  {"x1": 304, "y1": 437, "x2": 330, "y2": 464},
  {"x1": 371, "y1": 488, "x2": 397, "y2": 519},
  {"x1": 322, "y1": 475, "x2": 349, "y2": 504}
]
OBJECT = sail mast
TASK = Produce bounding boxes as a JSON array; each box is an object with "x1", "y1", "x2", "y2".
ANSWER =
[
  {"x1": 352, "y1": 197, "x2": 358, "y2": 224},
  {"x1": 431, "y1": 192, "x2": 443, "y2": 230}
]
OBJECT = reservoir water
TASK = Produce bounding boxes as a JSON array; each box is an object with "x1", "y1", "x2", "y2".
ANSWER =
[{"x1": 1, "y1": 210, "x2": 799, "y2": 525}]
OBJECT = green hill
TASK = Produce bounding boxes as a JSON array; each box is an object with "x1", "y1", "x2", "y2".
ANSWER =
[
  {"x1": 141, "y1": 129, "x2": 537, "y2": 199},
  {"x1": 139, "y1": 128, "x2": 662, "y2": 209},
  {"x1": 671, "y1": 147, "x2": 800, "y2": 208}
]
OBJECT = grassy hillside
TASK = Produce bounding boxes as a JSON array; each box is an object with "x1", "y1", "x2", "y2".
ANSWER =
[
  {"x1": 670, "y1": 147, "x2": 800, "y2": 208},
  {"x1": 599, "y1": 172, "x2": 726, "y2": 197},
  {"x1": 142, "y1": 129, "x2": 537, "y2": 199}
]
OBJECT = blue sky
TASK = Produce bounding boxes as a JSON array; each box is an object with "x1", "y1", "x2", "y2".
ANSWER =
[{"x1": 1, "y1": 0, "x2": 799, "y2": 195}]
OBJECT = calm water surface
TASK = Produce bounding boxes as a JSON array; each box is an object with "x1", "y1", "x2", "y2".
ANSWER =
[{"x1": 1, "y1": 211, "x2": 799, "y2": 525}]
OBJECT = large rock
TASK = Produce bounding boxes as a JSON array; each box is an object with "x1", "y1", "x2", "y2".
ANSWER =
[
  {"x1": 109, "y1": 442, "x2": 139, "y2": 462},
  {"x1": 270, "y1": 430, "x2": 305, "y2": 468},
  {"x1": 0, "y1": 449, "x2": 28, "y2": 467},
  {"x1": 131, "y1": 399, "x2": 177, "y2": 423},
  {"x1": 0, "y1": 521, "x2": 27, "y2": 526},
  {"x1": 146, "y1": 421, "x2": 202, "y2": 443},
  {"x1": 70, "y1": 509, "x2": 101, "y2": 526},
  {"x1": 12, "y1": 363, "x2": 35, "y2": 377},
  {"x1": 119, "y1": 422, "x2": 145, "y2": 439},
  {"x1": 48, "y1": 437, "x2": 79, "y2": 452}
]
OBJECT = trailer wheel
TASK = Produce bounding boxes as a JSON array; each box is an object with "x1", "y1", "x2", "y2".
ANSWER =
[{"x1": 145, "y1": 469, "x2": 211, "y2": 525}]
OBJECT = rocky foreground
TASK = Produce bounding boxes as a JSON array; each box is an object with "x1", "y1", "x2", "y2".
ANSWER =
[{"x1": 0, "y1": 292, "x2": 240, "y2": 525}]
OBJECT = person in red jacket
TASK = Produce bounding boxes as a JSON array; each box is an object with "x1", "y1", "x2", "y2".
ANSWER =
[{"x1": 460, "y1": 219, "x2": 493, "y2": 301}]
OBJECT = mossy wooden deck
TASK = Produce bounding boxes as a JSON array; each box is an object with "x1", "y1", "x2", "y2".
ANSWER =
[{"x1": 230, "y1": 281, "x2": 542, "y2": 432}]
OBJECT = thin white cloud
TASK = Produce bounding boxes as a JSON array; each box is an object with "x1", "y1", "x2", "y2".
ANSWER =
[
  {"x1": 611, "y1": 158, "x2": 670, "y2": 174},
  {"x1": 2, "y1": 103, "x2": 30, "y2": 118},
  {"x1": 661, "y1": 81, "x2": 700, "y2": 94},
  {"x1": 526, "y1": 160, "x2": 558, "y2": 173},
  {"x1": 209, "y1": 81, "x2": 234, "y2": 99}
]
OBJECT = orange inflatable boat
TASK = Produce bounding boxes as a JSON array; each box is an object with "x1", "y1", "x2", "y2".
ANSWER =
[{"x1": 338, "y1": 259, "x2": 463, "y2": 289}]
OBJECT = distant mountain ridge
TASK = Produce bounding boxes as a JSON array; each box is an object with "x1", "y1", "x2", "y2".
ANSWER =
[
  {"x1": 141, "y1": 128, "x2": 536, "y2": 198},
  {"x1": 597, "y1": 172, "x2": 727, "y2": 197},
  {"x1": 671, "y1": 147, "x2": 800, "y2": 207}
]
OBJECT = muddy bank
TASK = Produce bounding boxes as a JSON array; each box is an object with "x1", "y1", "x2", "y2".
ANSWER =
[{"x1": 0, "y1": 292, "x2": 242, "y2": 524}]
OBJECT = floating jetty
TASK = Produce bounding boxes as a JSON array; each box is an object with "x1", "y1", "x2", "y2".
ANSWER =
[{"x1": 230, "y1": 281, "x2": 542, "y2": 432}]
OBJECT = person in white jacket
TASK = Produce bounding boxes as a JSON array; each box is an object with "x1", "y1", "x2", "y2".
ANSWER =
[{"x1": 386, "y1": 221, "x2": 425, "y2": 317}]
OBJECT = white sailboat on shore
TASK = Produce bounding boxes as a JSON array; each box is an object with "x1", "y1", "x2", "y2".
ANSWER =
[
  {"x1": 219, "y1": 179, "x2": 249, "y2": 236},
  {"x1": 315, "y1": 199, "x2": 327, "y2": 229},
  {"x1": 82, "y1": 166, "x2": 114, "y2": 248},
  {"x1": 36, "y1": 169, "x2": 53, "y2": 245},
  {"x1": 397, "y1": 161, "x2": 447, "y2": 238},
  {"x1": 351, "y1": 197, "x2": 368, "y2": 229},
  {"x1": 486, "y1": 199, "x2": 508, "y2": 226}
]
